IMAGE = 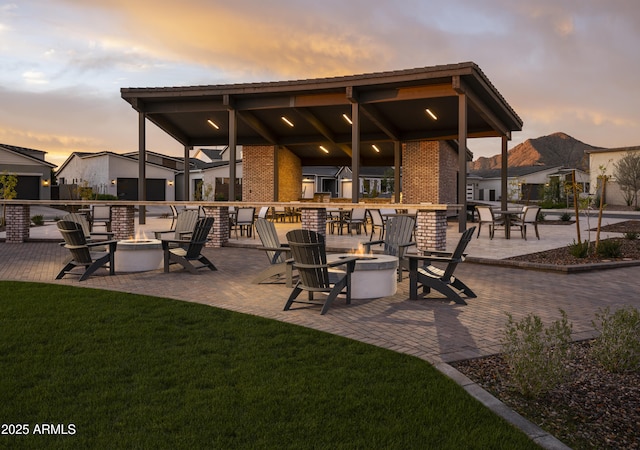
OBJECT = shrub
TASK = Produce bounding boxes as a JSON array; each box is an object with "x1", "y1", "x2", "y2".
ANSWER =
[
  {"x1": 596, "y1": 239, "x2": 622, "y2": 258},
  {"x1": 560, "y1": 212, "x2": 572, "y2": 222},
  {"x1": 591, "y1": 306, "x2": 640, "y2": 373},
  {"x1": 95, "y1": 194, "x2": 118, "y2": 200},
  {"x1": 501, "y1": 310, "x2": 573, "y2": 398},
  {"x1": 568, "y1": 239, "x2": 590, "y2": 258},
  {"x1": 31, "y1": 215, "x2": 44, "y2": 226},
  {"x1": 624, "y1": 231, "x2": 639, "y2": 240}
]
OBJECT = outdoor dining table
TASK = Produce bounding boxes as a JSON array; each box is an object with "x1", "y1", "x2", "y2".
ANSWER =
[{"x1": 497, "y1": 209, "x2": 522, "y2": 239}]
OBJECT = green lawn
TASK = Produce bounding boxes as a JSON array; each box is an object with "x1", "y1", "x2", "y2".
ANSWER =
[{"x1": 0, "y1": 281, "x2": 538, "y2": 449}]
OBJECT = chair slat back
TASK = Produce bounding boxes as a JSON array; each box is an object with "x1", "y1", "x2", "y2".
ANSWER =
[
  {"x1": 57, "y1": 220, "x2": 93, "y2": 264},
  {"x1": 184, "y1": 217, "x2": 214, "y2": 259},
  {"x1": 256, "y1": 218, "x2": 285, "y2": 264},
  {"x1": 383, "y1": 215, "x2": 415, "y2": 257},
  {"x1": 63, "y1": 213, "x2": 91, "y2": 237},
  {"x1": 91, "y1": 205, "x2": 111, "y2": 221},
  {"x1": 174, "y1": 209, "x2": 199, "y2": 238},
  {"x1": 286, "y1": 229, "x2": 330, "y2": 289},
  {"x1": 441, "y1": 226, "x2": 476, "y2": 280}
]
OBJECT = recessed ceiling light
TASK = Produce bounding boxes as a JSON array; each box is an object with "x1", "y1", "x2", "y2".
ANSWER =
[
  {"x1": 281, "y1": 116, "x2": 294, "y2": 127},
  {"x1": 207, "y1": 119, "x2": 219, "y2": 130},
  {"x1": 372, "y1": 144, "x2": 380, "y2": 153},
  {"x1": 425, "y1": 108, "x2": 438, "y2": 120},
  {"x1": 320, "y1": 145, "x2": 329, "y2": 154},
  {"x1": 342, "y1": 113, "x2": 352, "y2": 125}
]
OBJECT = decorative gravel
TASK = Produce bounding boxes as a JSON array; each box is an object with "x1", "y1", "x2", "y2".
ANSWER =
[
  {"x1": 455, "y1": 220, "x2": 640, "y2": 449},
  {"x1": 453, "y1": 341, "x2": 640, "y2": 449}
]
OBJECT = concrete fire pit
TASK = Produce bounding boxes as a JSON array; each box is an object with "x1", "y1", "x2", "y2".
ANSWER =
[
  {"x1": 115, "y1": 238, "x2": 163, "y2": 272},
  {"x1": 327, "y1": 253, "x2": 398, "y2": 299}
]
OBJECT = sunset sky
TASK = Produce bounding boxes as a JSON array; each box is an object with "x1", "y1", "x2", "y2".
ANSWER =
[{"x1": 1, "y1": 0, "x2": 638, "y2": 168}]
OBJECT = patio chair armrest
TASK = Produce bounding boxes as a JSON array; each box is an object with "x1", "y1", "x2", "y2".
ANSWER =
[
  {"x1": 87, "y1": 240, "x2": 118, "y2": 252},
  {"x1": 362, "y1": 240, "x2": 384, "y2": 252},
  {"x1": 398, "y1": 241, "x2": 416, "y2": 249},
  {"x1": 154, "y1": 230, "x2": 173, "y2": 239},
  {"x1": 161, "y1": 238, "x2": 190, "y2": 250},
  {"x1": 327, "y1": 256, "x2": 358, "y2": 273}
]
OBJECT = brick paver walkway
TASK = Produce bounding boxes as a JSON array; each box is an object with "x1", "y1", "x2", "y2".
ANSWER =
[{"x1": 2, "y1": 237, "x2": 639, "y2": 365}]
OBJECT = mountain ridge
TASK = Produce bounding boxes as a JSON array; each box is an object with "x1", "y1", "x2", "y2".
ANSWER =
[{"x1": 470, "y1": 132, "x2": 601, "y2": 172}]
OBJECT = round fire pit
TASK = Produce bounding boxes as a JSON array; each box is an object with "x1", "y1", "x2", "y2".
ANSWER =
[
  {"x1": 115, "y1": 239, "x2": 163, "y2": 272},
  {"x1": 327, "y1": 253, "x2": 398, "y2": 299}
]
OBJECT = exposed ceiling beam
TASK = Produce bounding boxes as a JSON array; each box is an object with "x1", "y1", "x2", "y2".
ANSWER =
[
  {"x1": 360, "y1": 104, "x2": 400, "y2": 141},
  {"x1": 294, "y1": 108, "x2": 352, "y2": 158},
  {"x1": 453, "y1": 76, "x2": 511, "y2": 138},
  {"x1": 237, "y1": 111, "x2": 277, "y2": 144}
]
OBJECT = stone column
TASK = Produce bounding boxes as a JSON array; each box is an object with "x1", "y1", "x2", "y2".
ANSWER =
[
  {"x1": 5, "y1": 204, "x2": 30, "y2": 243},
  {"x1": 301, "y1": 207, "x2": 326, "y2": 236},
  {"x1": 416, "y1": 209, "x2": 447, "y2": 251},
  {"x1": 111, "y1": 205, "x2": 135, "y2": 240},
  {"x1": 204, "y1": 206, "x2": 228, "y2": 248}
]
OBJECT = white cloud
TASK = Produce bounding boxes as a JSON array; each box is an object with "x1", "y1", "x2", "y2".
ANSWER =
[{"x1": 22, "y1": 70, "x2": 49, "y2": 85}]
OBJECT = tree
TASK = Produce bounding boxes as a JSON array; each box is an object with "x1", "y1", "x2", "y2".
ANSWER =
[
  {"x1": 614, "y1": 152, "x2": 640, "y2": 208},
  {"x1": 0, "y1": 171, "x2": 18, "y2": 227}
]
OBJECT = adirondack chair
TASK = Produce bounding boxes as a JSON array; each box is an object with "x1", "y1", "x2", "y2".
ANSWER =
[
  {"x1": 161, "y1": 217, "x2": 217, "y2": 274},
  {"x1": 362, "y1": 215, "x2": 416, "y2": 281},
  {"x1": 62, "y1": 213, "x2": 114, "y2": 241},
  {"x1": 56, "y1": 220, "x2": 117, "y2": 281},
  {"x1": 407, "y1": 226, "x2": 477, "y2": 304},
  {"x1": 284, "y1": 229, "x2": 358, "y2": 315},
  {"x1": 154, "y1": 209, "x2": 199, "y2": 240},
  {"x1": 252, "y1": 218, "x2": 293, "y2": 287}
]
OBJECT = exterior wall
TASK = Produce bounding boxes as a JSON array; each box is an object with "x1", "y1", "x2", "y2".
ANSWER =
[
  {"x1": 438, "y1": 141, "x2": 458, "y2": 204},
  {"x1": 589, "y1": 148, "x2": 640, "y2": 206},
  {"x1": 0, "y1": 150, "x2": 53, "y2": 200},
  {"x1": 402, "y1": 140, "x2": 457, "y2": 204},
  {"x1": 277, "y1": 147, "x2": 302, "y2": 201},
  {"x1": 57, "y1": 154, "x2": 176, "y2": 200},
  {"x1": 242, "y1": 145, "x2": 275, "y2": 202}
]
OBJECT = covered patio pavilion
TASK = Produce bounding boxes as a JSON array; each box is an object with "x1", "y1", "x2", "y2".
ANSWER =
[{"x1": 120, "y1": 62, "x2": 523, "y2": 231}]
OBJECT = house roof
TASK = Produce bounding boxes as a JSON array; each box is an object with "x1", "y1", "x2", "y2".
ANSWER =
[
  {"x1": 586, "y1": 145, "x2": 640, "y2": 154},
  {"x1": 56, "y1": 151, "x2": 180, "y2": 174},
  {"x1": 470, "y1": 165, "x2": 575, "y2": 179},
  {"x1": 121, "y1": 62, "x2": 522, "y2": 167},
  {"x1": 0, "y1": 143, "x2": 57, "y2": 168}
]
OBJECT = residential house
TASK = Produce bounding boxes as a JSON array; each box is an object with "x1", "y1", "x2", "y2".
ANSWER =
[
  {"x1": 56, "y1": 151, "x2": 179, "y2": 200},
  {"x1": 469, "y1": 166, "x2": 589, "y2": 203},
  {"x1": 0, "y1": 144, "x2": 56, "y2": 200},
  {"x1": 588, "y1": 146, "x2": 640, "y2": 206}
]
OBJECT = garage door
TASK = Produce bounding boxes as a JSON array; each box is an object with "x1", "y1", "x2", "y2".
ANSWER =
[
  {"x1": 16, "y1": 176, "x2": 40, "y2": 200},
  {"x1": 116, "y1": 178, "x2": 166, "y2": 201}
]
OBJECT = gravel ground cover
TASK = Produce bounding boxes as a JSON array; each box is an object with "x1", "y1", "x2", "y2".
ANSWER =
[{"x1": 454, "y1": 220, "x2": 640, "y2": 449}]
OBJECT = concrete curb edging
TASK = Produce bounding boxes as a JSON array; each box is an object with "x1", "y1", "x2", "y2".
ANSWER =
[
  {"x1": 436, "y1": 363, "x2": 572, "y2": 450},
  {"x1": 467, "y1": 256, "x2": 640, "y2": 273}
]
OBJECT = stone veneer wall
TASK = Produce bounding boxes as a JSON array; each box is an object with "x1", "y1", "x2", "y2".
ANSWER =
[
  {"x1": 111, "y1": 206, "x2": 135, "y2": 240},
  {"x1": 5, "y1": 205, "x2": 30, "y2": 243},
  {"x1": 242, "y1": 145, "x2": 275, "y2": 203},
  {"x1": 402, "y1": 140, "x2": 458, "y2": 204},
  {"x1": 277, "y1": 147, "x2": 302, "y2": 201}
]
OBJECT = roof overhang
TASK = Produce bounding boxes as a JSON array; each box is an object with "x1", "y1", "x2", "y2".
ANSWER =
[{"x1": 121, "y1": 62, "x2": 522, "y2": 166}]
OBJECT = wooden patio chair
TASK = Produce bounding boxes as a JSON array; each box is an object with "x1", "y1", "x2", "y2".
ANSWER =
[
  {"x1": 362, "y1": 215, "x2": 416, "y2": 281},
  {"x1": 62, "y1": 213, "x2": 114, "y2": 241},
  {"x1": 154, "y1": 209, "x2": 199, "y2": 240},
  {"x1": 284, "y1": 229, "x2": 358, "y2": 315},
  {"x1": 512, "y1": 205, "x2": 541, "y2": 240},
  {"x1": 161, "y1": 217, "x2": 217, "y2": 274},
  {"x1": 407, "y1": 226, "x2": 477, "y2": 304},
  {"x1": 56, "y1": 220, "x2": 117, "y2": 281},
  {"x1": 252, "y1": 218, "x2": 294, "y2": 287}
]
